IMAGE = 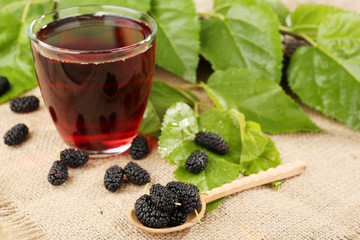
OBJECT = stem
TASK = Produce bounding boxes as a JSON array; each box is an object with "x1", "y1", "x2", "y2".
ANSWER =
[
  {"x1": 21, "y1": 0, "x2": 31, "y2": 23},
  {"x1": 52, "y1": 0, "x2": 59, "y2": 20},
  {"x1": 3, "y1": 0, "x2": 50, "y2": 11},
  {"x1": 173, "y1": 84, "x2": 212, "y2": 114},
  {"x1": 182, "y1": 129, "x2": 196, "y2": 138},
  {"x1": 194, "y1": 209, "x2": 202, "y2": 225},
  {"x1": 278, "y1": 25, "x2": 294, "y2": 35},
  {"x1": 53, "y1": 0, "x2": 58, "y2": 9},
  {"x1": 197, "y1": 11, "x2": 225, "y2": 21},
  {"x1": 178, "y1": 88, "x2": 198, "y2": 104},
  {"x1": 143, "y1": 183, "x2": 150, "y2": 193},
  {"x1": 178, "y1": 83, "x2": 203, "y2": 89},
  {"x1": 279, "y1": 25, "x2": 317, "y2": 47},
  {"x1": 194, "y1": 102, "x2": 199, "y2": 117},
  {"x1": 169, "y1": 85, "x2": 197, "y2": 105},
  {"x1": 295, "y1": 32, "x2": 317, "y2": 47},
  {"x1": 290, "y1": 24, "x2": 318, "y2": 32}
]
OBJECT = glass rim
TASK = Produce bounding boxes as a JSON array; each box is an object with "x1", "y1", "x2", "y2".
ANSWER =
[{"x1": 28, "y1": 4, "x2": 157, "y2": 55}]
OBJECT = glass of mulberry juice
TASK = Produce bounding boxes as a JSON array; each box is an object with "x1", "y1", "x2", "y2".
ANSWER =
[{"x1": 28, "y1": 5, "x2": 157, "y2": 156}]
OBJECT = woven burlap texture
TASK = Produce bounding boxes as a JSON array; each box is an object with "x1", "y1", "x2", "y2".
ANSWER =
[{"x1": 0, "y1": 67, "x2": 360, "y2": 240}]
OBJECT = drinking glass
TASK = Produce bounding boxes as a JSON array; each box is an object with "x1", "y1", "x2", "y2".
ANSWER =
[{"x1": 28, "y1": 5, "x2": 157, "y2": 157}]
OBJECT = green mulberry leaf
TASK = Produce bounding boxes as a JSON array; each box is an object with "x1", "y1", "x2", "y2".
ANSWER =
[
  {"x1": 139, "y1": 100, "x2": 161, "y2": 135},
  {"x1": 206, "y1": 198, "x2": 224, "y2": 212},
  {"x1": 288, "y1": 12, "x2": 360, "y2": 131},
  {"x1": 317, "y1": 12, "x2": 360, "y2": 82},
  {"x1": 139, "y1": 80, "x2": 195, "y2": 135},
  {"x1": 260, "y1": 0, "x2": 289, "y2": 26},
  {"x1": 240, "y1": 137, "x2": 281, "y2": 176},
  {"x1": 158, "y1": 102, "x2": 198, "y2": 163},
  {"x1": 203, "y1": 68, "x2": 319, "y2": 133},
  {"x1": 174, "y1": 158, "x2": 242, "y2": 192},
  {"x1": 149, "y1": 0, "x2": 200, "y2": 83},
  {"x1": 158, "y1": 103, "x2": 243, "y2": 192},
  {"x1": 228, "y1": 109, "x2": 281, "y2": 176},
  {"x1": 198, "y1": 109, "x2": 242, "y2": 165},
  {"x1": 149, "y1": 81, "x2": 195, "y2": 121},
  {"x1": 159, "y1": 103, "x2": 281, "y2": 204},
  {"x1": 289, "y1": 4, "x2": 344, "y2": 40},
  {"x1": 0, "y1": 0, "x2": 54, "y2": 104},
  {"x1": 214, "y1": 0, "x2": 289, "y2": 26},
  {"x1": 239, "y1": 121, "x2": 269, "y2": 162},
  {"x1": 158, "y1": 104, "x2": 242, "y2": 166},
  {"x1": 201, "y1": 0, "x2": 282, "y2": 83}
]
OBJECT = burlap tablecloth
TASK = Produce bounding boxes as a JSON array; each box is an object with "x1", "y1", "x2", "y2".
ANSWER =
[
  {"x1": 1, "y1": 1, "x2": 360, "y2": 239},
  {"x1": 1, "y1": 67, "x2": 360, "y2": 239}
]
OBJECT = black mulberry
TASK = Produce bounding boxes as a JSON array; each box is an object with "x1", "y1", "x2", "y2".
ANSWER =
[
  {"x1": 3, "y1": 123, "x2": 28, "y2": 146},
  {"x1": 185, "y1": 150, "x2": 208, "y2": 173},
  {"x1": 129, "y1": 135, "x2": 149, "y2": 160},
  {"x1": 169, "y1": 209, "x2": 187, "y2": 226},
  {"x1": 60, "y1": 148, "x2": 89, "y2": 168},
  {"x1": 195, "y1": 131, "x2": 228, "y2": 155},
  {"x1": 104, "y1": 165, "x2": 124, "y2": 192},
  {"x1": 48, "y1": 160, "x2": 68, "y2": 186},
  {"x1": 124, "y1": 162, "x2": 150, "y2": 185},
  {"x1": 166, "y1": 181, "x2": 201, "y2": 213},
  {"x1": 0, "y1": 76, "x2": 10, "y2": 96},
  {"x1": 10, "y1": 96, "x2": 39, "y2": 113},
  {"x1": 135, "y1": 194, "x2": 170, "y2": 228},
  {"x1": 166, "y1": 181, "x2": 199, "y2": 193},
  {"x1": 150, "y1": 184, "x2": 179, "y2": 211}
]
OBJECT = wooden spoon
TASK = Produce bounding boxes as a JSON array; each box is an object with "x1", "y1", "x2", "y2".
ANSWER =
[{"x1": 128, "y1": 161, "x2": 306, "y2": 234}]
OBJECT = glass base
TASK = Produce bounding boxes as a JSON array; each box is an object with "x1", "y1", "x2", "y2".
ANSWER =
[{"x1": 80, "y1": 143, "x2": 131, "y2": 158}]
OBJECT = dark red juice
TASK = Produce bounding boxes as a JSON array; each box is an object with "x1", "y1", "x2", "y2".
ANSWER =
[{"x1": 32, "y1": 14, "x2": 156, "y2": 151}]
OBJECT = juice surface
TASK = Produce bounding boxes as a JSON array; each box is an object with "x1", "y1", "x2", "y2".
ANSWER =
[
  {"x1": 37, "y1": 14, "x2": 151, "y2": 50},
  {"x1": 32, "y1": 14, "x2": 156, "y2": 151}
]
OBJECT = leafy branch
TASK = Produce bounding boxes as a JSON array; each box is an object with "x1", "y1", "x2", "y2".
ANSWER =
[{"x1": 21, "y1": 1, "x2": 32, "y2": 22}]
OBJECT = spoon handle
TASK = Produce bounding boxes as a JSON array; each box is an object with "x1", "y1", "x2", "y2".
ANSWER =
[{"x1": 204, "y1": 161, "x2": 306, "y2": 204}]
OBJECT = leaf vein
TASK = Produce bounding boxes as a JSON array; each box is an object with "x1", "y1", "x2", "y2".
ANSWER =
[
  {"x1": 226, "y1": 16, "x2": 268, "y2": 34},
  {"x1": 149, "y1": 11, "x2": 189, "y2": 73},
  {"x1": 221, "y1": 19, "x2": 248, "y2": 67},
  {"x1": 317, "y1": 46, "x2": 360, "y2": 83}
]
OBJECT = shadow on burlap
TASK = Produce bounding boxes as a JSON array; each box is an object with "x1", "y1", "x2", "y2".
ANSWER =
[{"x1": 0, "y1": 67, "x2": 360, "y2": 240}]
